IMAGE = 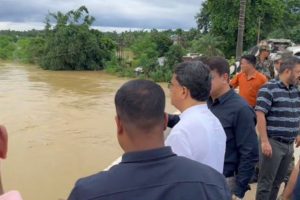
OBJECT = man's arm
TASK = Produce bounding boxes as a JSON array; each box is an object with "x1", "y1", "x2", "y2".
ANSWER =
[
  {"x1": 256, "y1": 111, "x2": 272, "y2": 157},
  {"x1": 232, "y1": 106, "x2": 258, "y2": 198},
  {"x1": 167, "y1": 114, "x2": 180, "y2": 128},
  {"x1": 295, "y1": 135, "x2": 300, "y2": 148},
  {"x1": 230, "y1": 74, "x2": 239, "y2": 89},
  {"x1": 0, "y1": 125, "x2": 8, "y2": 195},
  {"x1": 165, "y1": 131, "x2": 192, "y2": 158},
  {"x1": 0, "y1": 125, "x2": 8, "y2": 159},
  {"x1": 282, "y1": 160, "x2": 300, "y2": 200},
  {"x1": 255, "y1": 85, "x2": 273, "y2": 157}
]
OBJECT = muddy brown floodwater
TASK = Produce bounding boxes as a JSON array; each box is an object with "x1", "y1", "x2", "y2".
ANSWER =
[{"x1": 0, "y1": 62, "x2": 175, "y2": 200}]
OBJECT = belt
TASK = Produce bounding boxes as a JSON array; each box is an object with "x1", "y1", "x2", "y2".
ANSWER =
[{"x1": 271, "y1": 137, "x2": 294, "y2": 144}]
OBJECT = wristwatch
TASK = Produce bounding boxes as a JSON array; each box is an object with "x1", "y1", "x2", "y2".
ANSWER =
[{"x1": 232, "y1": 194, "x2": 242, "y2": 200}]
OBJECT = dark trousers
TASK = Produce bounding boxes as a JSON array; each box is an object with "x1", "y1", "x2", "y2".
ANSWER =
[{"x1": 256, "y1": 138, "x2": 293, "y2": 200}]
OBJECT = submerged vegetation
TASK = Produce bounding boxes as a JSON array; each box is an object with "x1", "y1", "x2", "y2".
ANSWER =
[{"x1": 0, "y1": 1, "x2": 299, "y2": 82}]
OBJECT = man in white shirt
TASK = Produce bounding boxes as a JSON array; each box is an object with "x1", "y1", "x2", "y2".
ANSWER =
[{"x1": 165, "y1": 61, "x2": 226, "y2": 173}]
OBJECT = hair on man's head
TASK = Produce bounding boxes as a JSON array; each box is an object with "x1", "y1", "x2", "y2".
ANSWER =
[
  {"x1": 279, "y1": 56, "x2": 300, "y2": 74},
  {"x1": 241, "y1": 55, "x2": 256, "y2": 66},
  {"x1": 174, "y1": 61, "x2": 211, "y2": 102},
  {"x1": 207, "y1": 57, "x2": 230, "y2": 76},
  {"x1": 115, "y1": 79, "x2": 165, "y2": 131}
]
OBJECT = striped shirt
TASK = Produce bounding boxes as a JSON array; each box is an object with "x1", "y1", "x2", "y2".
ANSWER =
[{"x1": 255, "y1": 79, "x2": 300, "y2": 140}]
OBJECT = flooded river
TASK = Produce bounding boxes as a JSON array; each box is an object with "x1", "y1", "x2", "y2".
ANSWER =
[{"x1": 0, "y1": 62, "x2": 175, "y2": 200}]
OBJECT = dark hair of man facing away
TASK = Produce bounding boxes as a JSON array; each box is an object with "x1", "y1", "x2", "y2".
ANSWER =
[
  {"x1": 68, "y1": 79, "x2": 231, "y2": 200},
  {"x1": 174, "y1": 61, "x2": 211, "y2": 102},
  {"x1": 115, "y1": 79, "x2": 165, "y2": 132},
  {"x1": 114, "y1": 79, "x2": 166, "y2": 152},
  {"x1": 241, "y1": 55, "x2": 256, "y2": 67}
]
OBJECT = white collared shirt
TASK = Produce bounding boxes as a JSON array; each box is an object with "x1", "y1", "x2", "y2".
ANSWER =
[{"x1": 165, "y1": 104, "x2": 226, "y2": 173}]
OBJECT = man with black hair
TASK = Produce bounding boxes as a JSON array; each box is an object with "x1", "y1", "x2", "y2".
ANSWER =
[
  {"x1": 230, "y1": 55, "x2": 267, "y2": 107},
  {"x1": 255, "y1": 56, "x2": 300, "y2": 200},
  {"x1": 68, "y1": 79, "x2": 231, "y2": 200},
  {"x1": 207, "y1": 57, "x2": 258, "y2": 200},
  {"x1": 167, "y1": 58, "x2": 258, "y2": 200},
  {"x1": 165, "y1": 61, "x2": 226, "y2": 173}
]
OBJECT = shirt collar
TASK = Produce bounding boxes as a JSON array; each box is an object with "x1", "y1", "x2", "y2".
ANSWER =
[
  {"x1": 121, "y1": 146, "x2": 175, "y2": 163},
  {"x1": 180, "y1": 104, "x2": 208, "y2": 120},
  {"x1": 208, "y1": 89, "x2": 235, "y2": 106},
  {"x1": 275, "y1": 79, "x2": 295, "y2": 90},
  {"x1": 243, "y1": 71, "x2": 258, "y2": 80}
]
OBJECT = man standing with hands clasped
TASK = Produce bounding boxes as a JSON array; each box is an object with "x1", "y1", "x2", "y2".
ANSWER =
[{"x1": 255, "y1": 56, "x2": 300, "y2": 200}]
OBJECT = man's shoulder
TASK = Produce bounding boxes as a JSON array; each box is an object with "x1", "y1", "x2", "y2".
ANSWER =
[
  {"x1": 259, "y1": 79, "x2": 278, "y2": 89},
  {"x1": 75, "y1": 170, "x2": 110, "y2": 190},
  {"x1": 256, "y1": 71, "x2": 268, "y2": 81},
  {"x1": 70, "y1": 170, "x2": 109, "y2": 199},
  {"x1": 71, "y1": 164, "x2": 128, "y2": 198},
  {"x1": 70, "y1": 156, "x2": 229, "y2": 200},
  {"x1": 223, "y1": 91, "x2": 251, "y2": 110},
  {"x1": 235, "y1": 72, "x2": 245, "y2": 79}
]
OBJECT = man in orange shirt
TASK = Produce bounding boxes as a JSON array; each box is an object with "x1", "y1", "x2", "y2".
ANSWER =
[{"x1": 230, "y1": 55, "x2": 267, "y2": 107}]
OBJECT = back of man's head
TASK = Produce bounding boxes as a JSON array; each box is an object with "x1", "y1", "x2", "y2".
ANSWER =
[
  {"x1": 115, "y1": 79, "x2": 165, "y2": 133},
  {"x1": 174, "y1": 61, "x2": 211, "y2": 102},
  {"x1": 241, "y1": 55, "x2": 256, "y2": 67}
]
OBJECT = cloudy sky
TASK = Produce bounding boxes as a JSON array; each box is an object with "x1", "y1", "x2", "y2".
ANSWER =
[{"x1": 0, "y1": 0, "x2": 203, "y2": 31}]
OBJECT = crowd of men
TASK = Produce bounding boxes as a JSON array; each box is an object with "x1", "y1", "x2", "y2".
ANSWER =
[
  {"x1": 1, "y1": 45, "x2": 300, "y2": 200},
  {"x1": 67, "y1": 45, "x2": 300, "y2": 200}
]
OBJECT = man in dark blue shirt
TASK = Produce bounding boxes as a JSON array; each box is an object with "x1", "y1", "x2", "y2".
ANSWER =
[
  {"x1": 168, "y1": 57, "x2": 258, "y2": 199},
  {"x1": 207, "y1": 57, "x2": 258, "y2": 199},
  {"x1": 68, "y1": 79, "x2": 231, "y2": 200}
]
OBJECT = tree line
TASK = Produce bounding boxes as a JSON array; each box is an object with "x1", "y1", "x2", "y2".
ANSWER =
[{"x1": 0, "y1": 2, "x2": 299, "y2": 82}]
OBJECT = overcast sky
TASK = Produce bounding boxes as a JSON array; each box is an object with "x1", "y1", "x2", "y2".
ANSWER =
[{"x1": 0, "y1": 0, "x2": 203, "y2": 31}]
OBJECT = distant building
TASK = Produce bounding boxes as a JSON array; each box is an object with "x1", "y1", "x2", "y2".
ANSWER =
[
  {"x1": 170, "y1": 34, "x2": 181, "y2": 45},
  {"x1": 158, "y1": 57, "x2": 166, "y2": 67},
  {"x1": 182, "y1": 53, "x2": 203, "y2": 62}
]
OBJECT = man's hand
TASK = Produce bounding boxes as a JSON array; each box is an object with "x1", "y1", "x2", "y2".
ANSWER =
[
  {"x1": 232, "y1": 194, "x2": 242, "y2": 200},
  {"x1": 0, "y1": 125, "x2": 8, "y2": 159},
  {"x1": 295, "y1": 135, "x2": 300, "y2": 148},
  {"x1": 261, "y1": 140, "x2": 272, "y2": 157}
]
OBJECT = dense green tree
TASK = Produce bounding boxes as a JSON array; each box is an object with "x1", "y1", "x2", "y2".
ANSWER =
[
  {"x1": 150, "y1": 30, "x2": 173, "y2": 57},
  {"x1": 196, "y1": 0, "x2": 286, "y2": 56},
  {"x1": 269, "y1": 0, "x2": 300, "y2": 42},
  {"x1": 190, "y1": 34, "x2": 224, "y2": 57},
  {"x1": 130, "y1": 34, "x2": 159, "y2": 75},
  {"x1": 165, "y1": 44, "x2": 185, "y2": 69},
  {"x1": 41, "y1": 6, "x2": 114, "y2": 70},
  {"x1": 0, "y1": 35, "x2": 15, "y2": 59},
  {"x1": 14, "y1": 38, "x2": 32, "y2": 62}
]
